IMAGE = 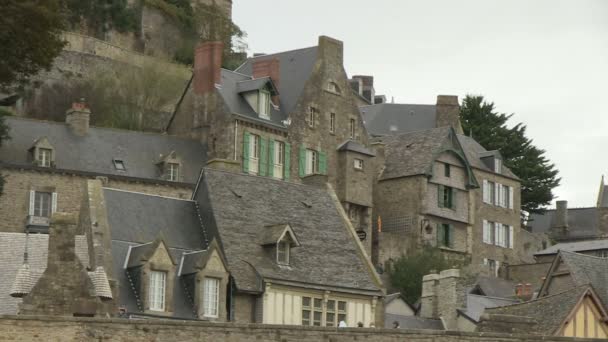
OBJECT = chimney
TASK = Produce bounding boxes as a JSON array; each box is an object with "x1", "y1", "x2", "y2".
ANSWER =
[
  {"x1": 420, "y1": 272, "x2": 439, "y2": 318},
  {"x1": 65, "y1": 99, "x2": 90, "y2": 136},
  {"x1": 252, "y1": 57, "x2": 280, "y2": 104},
  {"x1": 435, "y1": 95, "x2": 463, "y2": 134},
  {"x1": 552, "y1": 200, "x2": 569, "y2": 236},
  {"x1": 435, "y1": 269, "x2": 464, "y2": 330},
  {"x1": 193, "y1": 41, "x2": 224, "y2": 95},
  {"x1": 515, "y1": 283, "x2": 534, "y2": 301},
  {"x1": 351, "y1": 75, "x2": 375, "y2": 103}
]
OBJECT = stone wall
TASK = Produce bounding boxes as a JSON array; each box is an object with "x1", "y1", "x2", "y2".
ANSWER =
[
  {"x1": 0, "y1": 168, "x2": 192, "y2": 233},
  {"x1": 0, "y1": 315, "x2": 600, "y2": 341}
]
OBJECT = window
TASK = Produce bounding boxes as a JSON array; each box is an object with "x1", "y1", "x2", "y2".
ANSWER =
[
  {"x1": 305, "y1": 149, "x2": 318, "y2": 175},
  {"x1": 168, "y1": 163, "x2": 179, "y2": 182},
  {"x1": 277, "y1": 240, "x2": 290, "y2": 265},
  {"x1": 302, "y1": 297, "x2": 311, "y2": 326},
  {"x1": 249, "y1": 134, "x2": 260, "y2": 174},
  {"x1": 486, "y1": 259, "x2": 498, "y2": 277},
  {"x1": 307, "y1": 107, "x2": 318, "y2": 128},
  {"x1": 149, "y1": 271, "x2": 166, "y2": 311},
  {"x1": 483, "y1": 180, "x2": 496, "y2": 204},
  {"x1": 113, "y1": 159, "x2": 126, "y2": 171},
  {"x1": 326, "y1": 300, "x2": 336, "y2": 327},
  {"x1": 329, "y1": 113, "x2": 336, "y2": 133},
  {"x1": 313, "y1": 298, "x2": 322, "y2": 326},
  {"x1": 37, "y1": 148, "x2": 52, "y2": 167},
  {"x1": 337, "y1": 301, "x2": 347, "y2": 325},
  {"x1": 273, "y1": 140, "x2": 285, "y2": 179},
  {"x1": 494, "y1": 159, "x2": 502, "y2": 173},
  {"x1": 437, "y1": 223, "x2": 453, "y2": 248},
  {"x1": 203, "y1": 277, "x2": 220, "y2": 318},
  {"x1": 258, "y1": 90, "x2": 271, "y2": 119},
  {"x1": 327, "y1": 82, "x2": 340, "y2": 94},
  {"x1": 33, "y1": 192, "x2": 52, "y2": 217},
  {"x1": 349, "y1": 118, "x2": 356, "y2": 139},
  {"x1": 354, "y1": 158, "x2": 363, "y2": 170},
  {"x1": 483, "y1": 220, "x2": 513, "y2": 248},
  {"x1": 444, "y1": 163, "x2": 451, "y2": 177},
  {"x1": 302, "y1": 297, "x2": 347, "y2": 327},
  {"x1": 438, "y1": 185, "x2": 454, "y2": 209}
]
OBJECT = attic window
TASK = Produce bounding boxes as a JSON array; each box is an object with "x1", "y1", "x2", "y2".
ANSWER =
[
  {"x1": 258, "y1": 90, "x2": 271, "y2": 119},
  {"x1": 494, "y1": 158, "x2": 502, "y2": 173},
  {"x1": 327, "y1": 82, "x2": 341, "y2": 94},
  {"x1": 113, "y1": 159, "x2": 126, "y2": 171},
  {"x1": 277, "y1": 240, "x2": 290, "y2": 265},
  {"x1": 168, "y1": 163, "x2": 179, "y2": 182},
  {"x1": 37, "y1": 148, "x2": 52, "y2": 167}
]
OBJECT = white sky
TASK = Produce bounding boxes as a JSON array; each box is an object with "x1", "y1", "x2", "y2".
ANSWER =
[{"x1": 233, "y1": 0, "x2": 608, "y2": 208}]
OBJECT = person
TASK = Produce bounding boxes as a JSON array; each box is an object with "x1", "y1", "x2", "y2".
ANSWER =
[
  {"x1": 338, "y1": 320, "x2": 347, "y2": 328},
  {"x1": 369, "y1": 323, "x2": 375, "y2": 328},
  {"x1": 392, "y1": 321, "x2": 400, "y2": 329},
  {"x1": 357, "y1": 322, "x2": 364, "y2": 328}
]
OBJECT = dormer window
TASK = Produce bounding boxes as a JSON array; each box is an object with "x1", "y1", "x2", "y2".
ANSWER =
[
  {"x1": 38, "y1": 148, "x2": 52, "y2": 167},
  {"x1": 168, "y1": 163, "x2": 179, "y2": 182},
  {"x1": 277, "y1": 240, "x2": 290, "y2": 265},
  {"x1": 258, "y1": 90, "x2": 271, "y2": 119},
  {"x1": 261, "y1": 224, "x2": 300, "y2": 267},
  {"x1": 494, "y1": 158, "x2": 502, "y2": 173},
  {"x1": 113, "y1": 159, "x2": 126, "y2": 171},
  {"x1": 149, "y1": 270, "x2": 166, "y2": 311}
]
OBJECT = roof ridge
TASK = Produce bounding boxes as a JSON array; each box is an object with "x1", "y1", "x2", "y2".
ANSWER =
[
  {"x1": 487, "y1": 285, "x2": 590, "y2": 310},
  {"x1": 560, "y1": 249, "x2": 608, "y2": 260},
  {"x1": 203, "y1": 167, "x2": 330, "y2": 192},
  {"x1": 102, "y1": 187, "x2": 196, "y2": 202},
  {"x1": 240, "y1": 45, "x2": 317, "y2": 63}
]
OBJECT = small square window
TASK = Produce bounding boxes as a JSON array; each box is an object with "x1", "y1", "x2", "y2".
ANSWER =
[
  {"x1": 113, "y1": 159, "x2": 126, "y2": 171},
  {"x1": 444, "y1": 163, "x2": 450, "y2": 177},
  {"x1": 354, "y1": 159, "x2": 363, "y2": 170}
]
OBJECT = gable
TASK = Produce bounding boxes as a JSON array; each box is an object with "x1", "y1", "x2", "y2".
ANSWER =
[{"x1": 560, "y1": 293, "x2": 608, "y2": 338}]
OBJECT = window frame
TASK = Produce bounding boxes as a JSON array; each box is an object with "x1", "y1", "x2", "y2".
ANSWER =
[
  {"x1": 494, "y1": 158, "x2": 502, "y2": 173},
  {"x1": 113, "y1": 159, "x2": 126, "y2": 171},
  {"x1": 443, "y1": 186, "x2": 454, "y2": 209},
  {"x1": 308, "y1": 107, "x2": 317, "y2": 128},
  {"x1": 168, "y1": 163, "x2": 180, "y2": 182},
  {"x1": 249, "y1": 134, "x2": 260, "y2": 174},
  {"x1": 258, "y1": 90, "x2": 271, "y2": 119},
  {"x1": 329, "y1": 113, "x2": 336, "y2": 133},
  {"x1": 444, "y1": 163, "x2": 451, "y2": 177},
  {"x1": 349, "y1": 118, "x2": 356, "y2": 139},
  {"x1": 33, "y1": 191, "x2": 52, "y2": 218},
  {"x1": 202, "y1": 277, "x2": 220, "y2": 318},
  {"x1": 302, "y1": 296, "x2": 348, "y2": 327},
  {"x1": 305, "y1": 149, "x2": 319, "y2": 175},
  {"x1": 149, "y1": 270, "x2": 167, "y2": 312},
  {"x1": 354, "y1": 158, "x2": 363, "y2": 170},
  {"x1": 37, "y1": 148, "x2": 52, "y2": 167},
  {"x1": 277, "y1": 240, "x2": 290, "y2": 266},
  {"x1": 273, "y1": 140, "x2": 285, "y2": 179}
]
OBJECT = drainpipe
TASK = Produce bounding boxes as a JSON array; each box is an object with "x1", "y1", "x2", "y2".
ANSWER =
[{"x1": 234, "y1": 120, "x2": 238, "y2": 160}]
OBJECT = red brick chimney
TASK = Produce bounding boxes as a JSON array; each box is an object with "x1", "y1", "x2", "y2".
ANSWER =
[
  {"x1": 252, "y1": 58, "x2": 280, "y2": 103},
  {"x1": 193, "y1": 41, "x2": 224, "y2": 95}
]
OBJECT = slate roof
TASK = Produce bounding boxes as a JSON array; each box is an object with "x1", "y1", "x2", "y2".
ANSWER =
[
  {"x1": 600, "y1": 185, "x2": 608, "y2": 207},
  {"x1": 527, "y1": 207, "x2": 600, "y2": 239},
  {"x1": 457, "y1": 135, "x2": 519, "y2": 180},
  {"x1": 384, "y1": 314, "x2": 444, "y2": 330},
  {"x1": 0, "y1": 116, "x2": 207, "y2": 184},
  {"x1": 360, "y1": 103, "x2": 437, "y2": 136},
  {"x1": 235, "y1": 77, "x2": 278, "y2": 95},
  {"x1": 480, "y1": 285, "x2": 589, "y2": 335},
  {"x1": 557, "y1": 251, "x2": 608, "y2": 308},
  {"x1": 195, "y1": 168, "x2": 381, "y2": 294},
  {"x1": 462, "y1": 294, "x2": 519, "y2": 322},
  {"x1": 103, "y1": 188, "x2": 209, "y2": 318},
  {"x1": 235, "y1": 46, "x2": 318, "y2": 117},
  {"x1": 337, "y1": 140, "x2": 376, "y2": 156},
  {"x1": 535, "y1": 239, "x2": 608, "y2": 256},
  {"x1": 473, "y1": 276, "x2": 517, "y2": 299},
  {"x1": 0, "y1": 233, "x2": 88, "y2": 315}
]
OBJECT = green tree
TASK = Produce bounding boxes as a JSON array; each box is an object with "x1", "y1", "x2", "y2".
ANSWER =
[
  {"x1": 460, "y1": 95, "x2": 560, "y2": 217},
  {"x1": 387, "y1": 247, "x2": 466, "y2": 304},
  {"x1": 0, "y1": 109, "x2": 11, "y2": 196},
  {"x1": 0, "y1": 0, "x2": 66, "y2": 92}
]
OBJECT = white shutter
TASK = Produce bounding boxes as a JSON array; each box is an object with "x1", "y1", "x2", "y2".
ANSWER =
[
  {"x1": 494, "y1": 183, "x2": 500, "y2": 206},
  {"x1": 28, "y1": 190, "x2": 35, "y2": 216},
  {"x1": 509, "y1": 225, "x2": 514, "y2": 249},
  {"x1": 509, "y1": 186, "x2": 514, "y2": 209},
  {"x1": 51, "y1": 192, "x2": 58, "y2": 213},
  {"x1": 482, "y1": 180, "x2": 488, "y2": 203},
  {"x1": 497, "y1": 184, "x2": 503, "y2": 207},
  {"x1": 494, "y1": 223, "x2": 500, "y2": 246},
  {"x1": 495, "y1": 260, "x2": 501, "y2": 276}
]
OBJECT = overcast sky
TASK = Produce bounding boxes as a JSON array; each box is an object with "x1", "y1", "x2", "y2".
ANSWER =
[{"x1": 234, "y1": 0, "x2": 608, "y2": 208}]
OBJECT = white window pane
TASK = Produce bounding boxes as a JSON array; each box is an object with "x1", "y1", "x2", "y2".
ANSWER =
[
  {"x1": 149, "y1": 271, "x2": 166, "y2": 311},
  {"x1": 203, "y1": 278, "x2": 220, "y2": 317}
]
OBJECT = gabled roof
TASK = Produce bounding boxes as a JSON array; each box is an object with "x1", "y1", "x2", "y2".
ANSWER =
[
  {"x1": 535, "y1": 239, "x2": 608, "y2": 256},
  {"x1": 456, "y1": 135, "x2": 519, "y2": 180},
  {"x1": 527, "y1": 207, "x2": 599, "y2": 239},
  {"x1": 235, "y1": 46, "x2": 318, "y2": 116},
  {"x1": 124, "y1": 239, "x2": 176, "y2": 269},
  {"x1": 472, "y1": 276, "x2": 517, "y2": 299},
  {"x1": 0, "y1": 116, "x2": 207, "y2": 183},
  {"x1": 551, "y1": 251, "x2": 608, "y2": 308},
  {"x1": 260, "y1": 224, "x2": 301, "y2": 247},
  {"x1": 337, "y1": 140, "x2": 376, "y2": 157},
  {"x1": 462, "y1": 293, "x2": 519, "y2": 322},
  {"x1": 360, "y1": 103, "x2": 437, "y2": 136},
  {"x1": 194, "y1": 168, "x2": 382, "y2": 295},
  {"x1": 235, "y1": 77, "x2": 279, "y2": 95},
  {"x1": 178, "y1": 240, "x2": 227, "y2": 276}
]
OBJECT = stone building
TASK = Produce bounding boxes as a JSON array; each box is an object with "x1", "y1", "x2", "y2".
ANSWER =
[
  {"x1": 0, "y1": 101, "x2": 207, "y2": 234},
  {"x1": 167, "y1": 36, "x2": 377, "y2": 254},
  {"x1": 1, "y1": 169, "x2": 384, "y2": 326},
  {"x1": 364, "y1": 97, "x2": 531, "y2": 275}
]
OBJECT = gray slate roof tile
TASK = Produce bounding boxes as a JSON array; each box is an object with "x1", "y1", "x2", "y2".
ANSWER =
[
  {"x1": 360, "y1": 103, "x2": 437, "y2": 136},
  {"x1": 535, "y1": 239, "x2": 608, "y2": 256},
  {"x1": 528, "y1": 207, "x2": 599, "y2": 239},
  {"x1": 384, "y1": 314, "x2": 444, "y2": 330}
]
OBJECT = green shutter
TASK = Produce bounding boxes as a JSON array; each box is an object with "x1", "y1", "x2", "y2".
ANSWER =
[
  {"x1": 299, "y1": 145, "x2": 306, "y2": 178},
  {"x1": 448, "y1": 225, "x2": 455, "y2": 248},
  {"x1": 284, "y1": 143, "x2": 291, "y2": 180},
  {"x1": 268, "y1": 139, "x2": 275, "y2": 177},
  {"x1": 437, "y1": 185, "x2": 444, "y2": 208},
  {"x1": 450, "y1": 188, "x2": 456, "y2": 209},
  {"x1": 259, "y1": 137, "x2": 268, "y2": 176},
  {"x1": 436, "y1": 224, "x2": 443, "y2": 247},
  {"x1": 319, "y1": 151, "x2": 327, "y2": 175},
  {"x1": 242, "y1": 132, "x2": 250, "y2": 173}
]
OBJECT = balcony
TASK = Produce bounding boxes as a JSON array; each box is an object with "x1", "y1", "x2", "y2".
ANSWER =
[{"x1": 26, "y1": 215, "x2": 50, "y2": 233}]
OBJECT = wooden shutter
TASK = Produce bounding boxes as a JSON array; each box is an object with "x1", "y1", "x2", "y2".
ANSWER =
[
  {"x1": 51, "y1": 192, "x2": 57, "y2": 213},
  {"x1": 318, "y1": 151, "x2": 327, "y2": 175},
  {"x1": 448, "y1": 225, "x2": 455, "y2": 248},
  {"x1": 437, "y1": 185, "x2": 444, "y2": 208},
  {"x1": 483, "y1": 220, "x2": 488, "y2": 243},
  {"x1": 284, "y1": 143, "x2": 291, "y2": 180},
  {"x1": 482, "y1": 180, "x2": 488, "y2": 203},
  {"x1": 28, "y1": 190, "x2": 35, "y2": 216},
  {"x1": 259, "y1": 137, "x2": 268, "y2": 176},
  {"x1": 299, "y1": 145, "x2": 306, "y2": 178},
  {"x1": 508, "y1": 186, "x2": 514, "y2": 209},
  {"x1": 509, "y1": 225, "x2": 514, "y2": 249},
  {"x1": 436, "y1": 224, "x2": 443, "y2": 247},
  {"x1": 242, "y1": 132, "x2": 250, "y2": 173},
  {"x1": 268, "y1": 139, "x2": 275, "y2": 176}
]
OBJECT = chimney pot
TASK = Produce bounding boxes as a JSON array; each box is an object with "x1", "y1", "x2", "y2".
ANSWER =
[
  {"x1": 65, "y1": 99, "x2": 91, "y2": 136},
  {"x1": 194, "y1": 41, "x2": 224, "y2": 95}
]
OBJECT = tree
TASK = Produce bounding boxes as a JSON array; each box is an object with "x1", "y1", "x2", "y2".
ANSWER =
[
  {"x1": 0, "y1": 0, "x2": 66, "y2": 92},
  {"x1": 387, "y1": 247, "x2": 466, "y2": 305},
  {"x1": 460, "y1": 95, "x2": 560, "y2": 216},
  {"x1": 0, "y1": 109, "x2": 11, "y2": 196}
]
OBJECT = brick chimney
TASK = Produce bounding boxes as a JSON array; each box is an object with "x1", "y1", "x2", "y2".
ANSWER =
[
  {"x1": 252, "y1": 57, "x2": 280, "y2": 104},
  {"x1": 436, "y1": 95, "x2": 463, "y2": 134},
  {"x1": 193, "y1": 41, "x2": 224, "y2": 95},
  {"x1": 65, "y1": 99, "x2": 90, "y2": 136},
  {"x1": 551, "y1": 200, "x2": 569, "y2": 236}
]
